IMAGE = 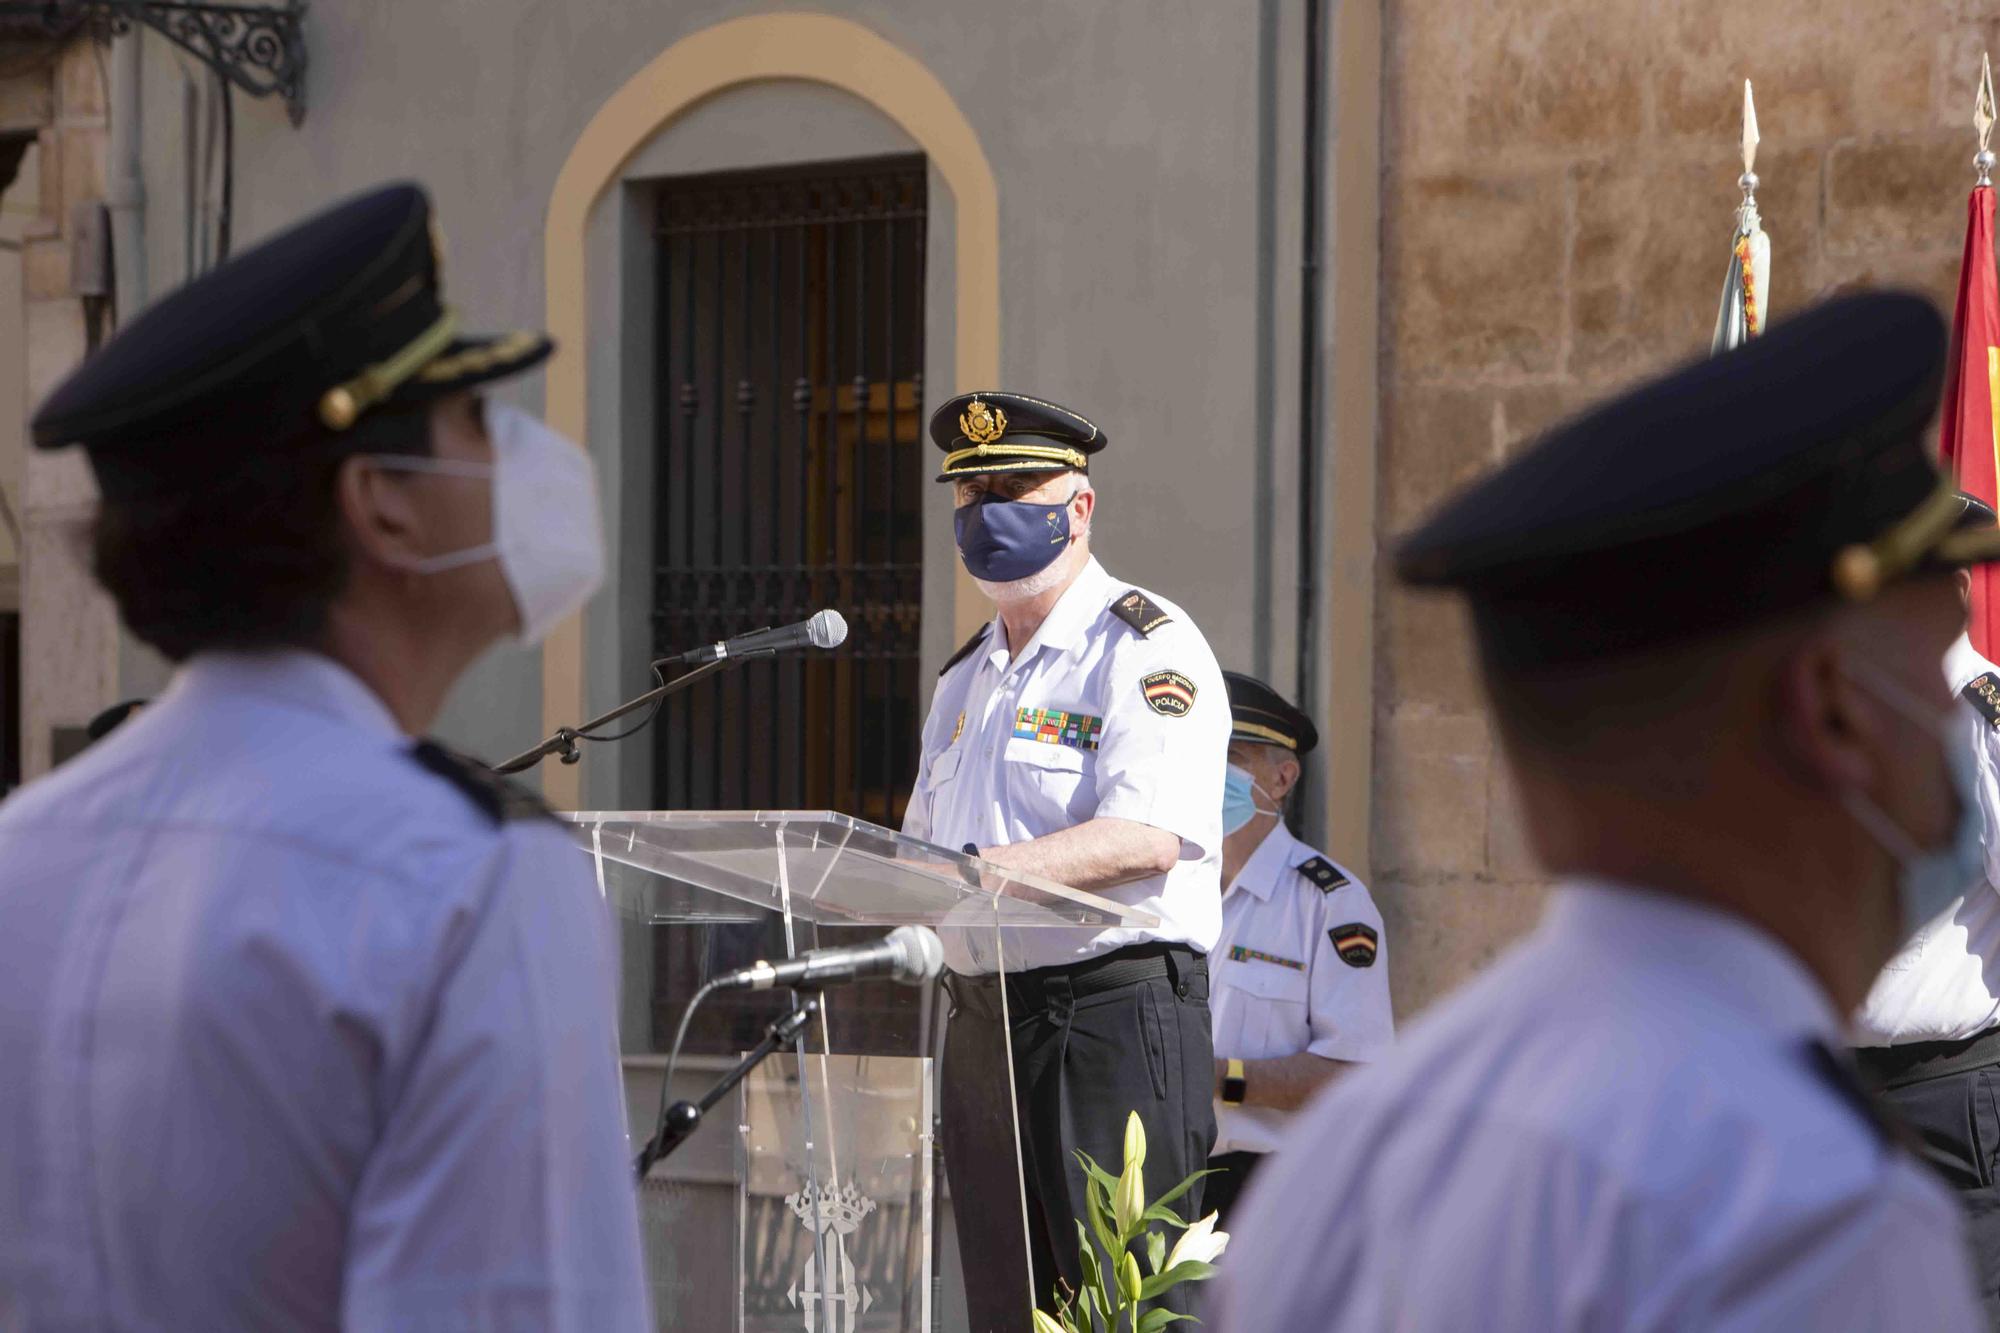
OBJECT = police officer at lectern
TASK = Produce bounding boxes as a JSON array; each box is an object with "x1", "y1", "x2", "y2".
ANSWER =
[{"x1": 902, "y1": 392, "x2": 1229, "y2": 1329}]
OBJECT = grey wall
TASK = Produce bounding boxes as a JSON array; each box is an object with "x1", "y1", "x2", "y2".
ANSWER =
[{"x1": 130, "y1": 0, "x2": 1298, "y2": 797}]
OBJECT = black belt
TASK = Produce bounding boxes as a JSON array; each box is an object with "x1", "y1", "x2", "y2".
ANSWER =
[
  {"x1": 1854, "y1": 1024, "x2": 2000, "y2": 1090},
  {"x1": 948, "y1": 942, "x2": 1206, "y2": 1017}
]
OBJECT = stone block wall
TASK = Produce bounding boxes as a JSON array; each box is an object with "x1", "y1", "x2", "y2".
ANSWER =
[{"x1": 1373, "y1": 0, "x2": 2000, "y2": 1015}]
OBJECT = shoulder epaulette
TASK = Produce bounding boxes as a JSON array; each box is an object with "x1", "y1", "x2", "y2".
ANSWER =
[
  {"x1": 1109, "y1": 588, "x2": 1173, "y2": 637},
  {"x1": 939, "y1": 626, "x2": 989, "y2": 677},
  {"x1": 1964, "y1": 672, "x2": 2000, "y2": 731},
  {"x1": 1297, "y1": 855, "x2": 1350, "y2": 893},
  {"x1": 410, "y1": 740, "x2": 556, "y2": 826}
]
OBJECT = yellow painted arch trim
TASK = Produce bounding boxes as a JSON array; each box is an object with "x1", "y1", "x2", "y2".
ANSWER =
[{"x1": 540, "y1": 13, "x2": 1000, "y2": 806}]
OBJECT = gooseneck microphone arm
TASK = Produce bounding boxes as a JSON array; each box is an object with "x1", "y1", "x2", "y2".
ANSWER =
[
  {"x1": 635, "y1": 997, "x2": 819, "y2": 1178},
  {"x1": 489, "y1": 609, "x2": 849, "y2": 776},
  {"x1": 489, "y1": 656, "x2": 738, "y2": 775}
]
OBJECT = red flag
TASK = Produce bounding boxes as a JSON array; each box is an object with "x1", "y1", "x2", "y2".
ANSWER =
[{"x1": 1939, "y1": 185, "x2": 2000, "y2": 660}]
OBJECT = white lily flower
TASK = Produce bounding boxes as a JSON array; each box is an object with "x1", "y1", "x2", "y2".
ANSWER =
[{"x1": 1165, "y1": 1210, "x2": 1229, "y2": 1269}]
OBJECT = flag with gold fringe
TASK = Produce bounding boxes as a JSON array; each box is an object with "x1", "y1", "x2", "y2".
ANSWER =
[
  {"x1": 1940, "y1": 54, "x2": 2000, "y2": 661},
  {"x1": 1712, "y1": 80, "x2": 1771, "y2": 353}
]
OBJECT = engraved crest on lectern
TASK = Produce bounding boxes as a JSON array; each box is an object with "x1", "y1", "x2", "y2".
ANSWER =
[{"x1": 784, "y1": 1180, "x2": 878, "y2": 1333}]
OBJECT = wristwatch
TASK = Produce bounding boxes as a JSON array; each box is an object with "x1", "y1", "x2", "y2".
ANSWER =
[{"x1": 1221, "y1": 1058, "x2": 1247, "y2": 1107}]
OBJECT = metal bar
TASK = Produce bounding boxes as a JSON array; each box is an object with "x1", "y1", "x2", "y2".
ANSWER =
[
  {"x1": 710, "y1": 227, "x2": 726, "y2": 808},
  {"x1": 654, "y1": 222, "x2": 674, "y2": 805},
  {"x1": 680, "y1": 228, "x2": 699, "y2": 808},
  {"x1": 852, "y1": 213, "x2": 869, "y2": 820},
  {"x1": 881, "y1": 213, "x2": 898, "y2": 822},
  {"x1": 793, "y1": 221, "x2": 811, "y2": 809},
  {"x1": 768, "y1": 217, "x2": 783, "y2": 802},
  {"x1": 1294, "y1": 0, "x2": 1327, "y2": 833},
  {"x1": 823, "y1": 217, "x2": 842, "y2": 813},
  {"x1": 737, "y1": 223, "x2": 754, "y2": 813}
]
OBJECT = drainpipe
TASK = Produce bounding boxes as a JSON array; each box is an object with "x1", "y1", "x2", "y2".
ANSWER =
[
  {"x1": 1293, "y1": 0, "x2": 1327, "y2": 839},
  {"x1": 107, "y1": 28, "x2": 145, "y2": 323}
]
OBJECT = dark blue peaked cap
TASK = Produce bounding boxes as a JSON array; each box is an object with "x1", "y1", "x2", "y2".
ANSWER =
[
  {"x1": 1394, "y1": 290, "x2": 2000, "y2": 671},
  {"x1": 31, "y1": 181, "x2": 551, "y2": 490}
]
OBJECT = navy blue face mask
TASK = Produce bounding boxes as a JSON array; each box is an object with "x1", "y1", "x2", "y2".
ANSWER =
[{"x1": 953, "y1": 489, "x2": 1075, "y2": 582}]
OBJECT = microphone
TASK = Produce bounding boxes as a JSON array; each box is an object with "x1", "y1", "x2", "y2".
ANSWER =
[
  {"x1": 713, "y1": 925, "x2": 945, "y2": 992},
  {"x1": 660, "y1": 609, "x2": 848, "y2": 667}
]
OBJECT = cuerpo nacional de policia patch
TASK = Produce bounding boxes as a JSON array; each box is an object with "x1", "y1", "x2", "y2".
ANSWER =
[
  {"x1": 1329, "y1": 922, "x2": 1378, "y2": 968},
  {"x1": 1141, "y1": 670, "x2": 1197, "y2": 717}
]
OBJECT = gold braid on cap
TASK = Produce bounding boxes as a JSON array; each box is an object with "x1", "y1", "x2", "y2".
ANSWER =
[
  {"x1": 1231, "y1": 719, "x2": 1299, "y2": 749},
  {"x1": 941, "y1": 440, "x2": 1089, "y2": 473},
  {"x1": 318, "y1": 309, "x2": 461, "y2": 430},
  {"x1": 1831, "y1": 479, "x2": 1966, "y2": 600}
]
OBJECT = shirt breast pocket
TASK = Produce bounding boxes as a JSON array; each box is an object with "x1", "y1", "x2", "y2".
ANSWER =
[
  {"x1": 924, "y1": 748, "x2": 963, "y2": 794},
  {"x1": 1002, "y1": 737, "x2": 1094, "y2": 826},
  {"x1": 1224, "y1": 960, "x2": 1311, "y2": 1056}
]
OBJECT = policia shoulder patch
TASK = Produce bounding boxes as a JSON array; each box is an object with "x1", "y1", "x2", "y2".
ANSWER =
[
  {"x1": 1141, "y1": 670, "x2": 1198, "y2": 717},
  {"x1": 1110, "y1": 589, "x2": 1174, "y2": 636},
  {"x1": 1329, "y1": 922, "x2": 1378, "y2": 968},
  {"x1": 1965, "y1": 672, "x2": 2000, "y2": 731},
  {"x1": 940, "y1": 626, "x2": 990, "y2": 677}
]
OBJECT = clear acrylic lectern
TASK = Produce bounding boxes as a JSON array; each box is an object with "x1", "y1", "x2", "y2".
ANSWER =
[{"x1": 566, "y1": 810, "x2": 1159, "y2": 1333}]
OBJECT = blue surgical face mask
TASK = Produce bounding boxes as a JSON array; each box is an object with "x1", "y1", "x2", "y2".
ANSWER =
[
  {"x1": 953, "y1": 488, "x2": 1074, "y2": 583},
  {"x1": 1223, "y1": 763, "x2": 1280, "y2": 836},
  {"x1": 1841, "y1": 668, "x2": 1986, "y2": 942}
]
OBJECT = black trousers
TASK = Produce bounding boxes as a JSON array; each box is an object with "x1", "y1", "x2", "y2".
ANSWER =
[
  {"x1": 941, "y1": 944, "x2": 1216, "y2": 1333},
  {"x1": 1202, "y1": 1149, "x2": 1265, "y2": 1231},
  {"x1": 1856, "y1": 1030, "x2": 2000, "y2": 1328}
]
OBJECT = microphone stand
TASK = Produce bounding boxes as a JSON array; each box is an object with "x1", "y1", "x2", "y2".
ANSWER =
[
  {"x1": 490, "y1": 654, "x2": 757, "y2": 774},
  {"x1": 634, "y1": 996, "x2": 819, "y2": 1179}
]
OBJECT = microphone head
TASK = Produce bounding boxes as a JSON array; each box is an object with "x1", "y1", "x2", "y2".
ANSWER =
[
  {"x1": 809, "y1": 608, "x2": 849, "y2": 650},
  {"x1": 886, "y1": 925, "x2": 946, "y2": 985}
]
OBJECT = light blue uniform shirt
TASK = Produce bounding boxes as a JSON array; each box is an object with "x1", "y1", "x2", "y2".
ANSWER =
[
  {"x1": 0, "y1": 651, "x2": 648, "y2": 1332},
  {"x1": 1218, "y1": 882, "x2": 1983, "y2": 1332}
]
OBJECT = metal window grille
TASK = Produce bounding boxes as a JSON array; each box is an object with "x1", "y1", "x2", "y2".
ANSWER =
[{"x1": 651, "y1": 156, "x2": 928, "y2": 1055}]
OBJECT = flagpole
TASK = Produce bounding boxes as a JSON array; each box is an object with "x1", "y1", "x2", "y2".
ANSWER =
[
  {"x1": 1940, "y1": 53, "x2": 2000, "y2": 660},
  {"x1": 1712, "y1": 79, "x2": 1771, "y2": 353}
]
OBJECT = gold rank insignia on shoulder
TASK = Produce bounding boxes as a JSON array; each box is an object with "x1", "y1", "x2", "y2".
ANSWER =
[
  {"x1": 1964, "y1": 674, "x2": 2000, "y2": 731},
  {"x1": 960, "y1": 398, "x2": 1007, "y2": 445},
  {"x1": 952, "y1": 711, "x2": 966, "y2": 744},
  {"x1": 1330, "y1": 923, "x2": 1378, "y2": 969},
  {"x1": 1228, "y1": 945, "x2": 1305, "y2": 972}
]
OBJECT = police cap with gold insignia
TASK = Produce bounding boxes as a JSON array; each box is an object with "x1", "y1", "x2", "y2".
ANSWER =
[
  {"x1": 31, "y1": 181, "x2": 550, "y2": 490},
  {"x1": 928, "y1": 390, "x2": 1106, "y2": 481},
  {"x1": 1394, "y1": 291, "x2": 2000, "y2": 673},
  {"x1": 1225, "y1": 670, "x2": 1319, "y2": 754}
]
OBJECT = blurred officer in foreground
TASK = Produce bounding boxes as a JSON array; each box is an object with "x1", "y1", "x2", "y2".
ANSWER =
[
  {"x1": 1855, "y1": 494, "x2": 2000, "y2": 1323},
  {"x1": 1203, "y1": 671, "x2": 1392, "y2": 1226},
  {"x1": 904, "y1": 392, "x2": 1228, "y2": 1329},
  {"x1": 0, "y1": 183, "x2": 647, "y2": 1331},
  {"x1": 1218, "y1": 291, "x2": 1993, "y2": 1332}
]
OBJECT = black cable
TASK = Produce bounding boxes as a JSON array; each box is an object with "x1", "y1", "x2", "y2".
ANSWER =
[
  {"x1": 216, "y1": 76, "x2": 233, "y2": 262},
  {"x1": 637, "y1": 977, "x2": 718, "y2": 1177},
  {"x1": 571, "y1": 663, "x2": 670, "y2": 744}
]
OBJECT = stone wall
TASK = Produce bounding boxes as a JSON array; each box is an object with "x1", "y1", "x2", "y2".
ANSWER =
[
  {"x1": 4, "y1": 38, "x2": 117, "y2": 782},
  {"x1": 1372, "y1": 0, "x2": 2000, "y2": 1015}
]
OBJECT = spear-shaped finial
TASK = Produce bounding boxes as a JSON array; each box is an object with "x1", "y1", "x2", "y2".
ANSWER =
[
  {"x1": 1739, "y1": 79, "x2": 1761, "y2": 195},
  {"x1": 1976, "y1": 52, "x2": 1995, "y2": 186}
]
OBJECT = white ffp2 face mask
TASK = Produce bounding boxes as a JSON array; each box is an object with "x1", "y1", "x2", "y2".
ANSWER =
[{"x1": 366, "y1": 402, "x2": 606, "y2": 644}]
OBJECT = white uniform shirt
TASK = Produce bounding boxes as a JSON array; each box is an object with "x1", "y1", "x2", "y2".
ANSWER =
[
  {"x1": 1211, "y1": 824, "x2": 1393, "y2": 1154},
  {"x1": 903, "y1": 557, "x2": 1228, "y2": 973},
  {"x1": 0, "y1": 651, "x2": 648, "y2": 1332},
  {"x1": 1217, "y1": 881, "x2": 1983, "y2": 1333},
  {"x1": 1855, "y1": 634, "x2": 2000, "y2": 1045}
]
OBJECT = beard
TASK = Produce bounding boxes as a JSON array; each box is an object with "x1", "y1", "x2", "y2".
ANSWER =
[{"x1": 972, "y1": 542, "x2": 1080, "y2": 604}]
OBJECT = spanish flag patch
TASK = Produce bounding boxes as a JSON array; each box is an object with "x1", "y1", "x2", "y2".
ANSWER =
[
  {"x1": 1141, "y1": 670, "x2": 1197, "y2": 717},
  {"x1": 1329, "y1": 922, "x2": 1378, "y2": 969}
]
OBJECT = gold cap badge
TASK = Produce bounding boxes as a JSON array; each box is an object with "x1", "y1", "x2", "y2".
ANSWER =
[{"x1": 960, "y1": 398, "x2": 1007, "y2": 446}]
